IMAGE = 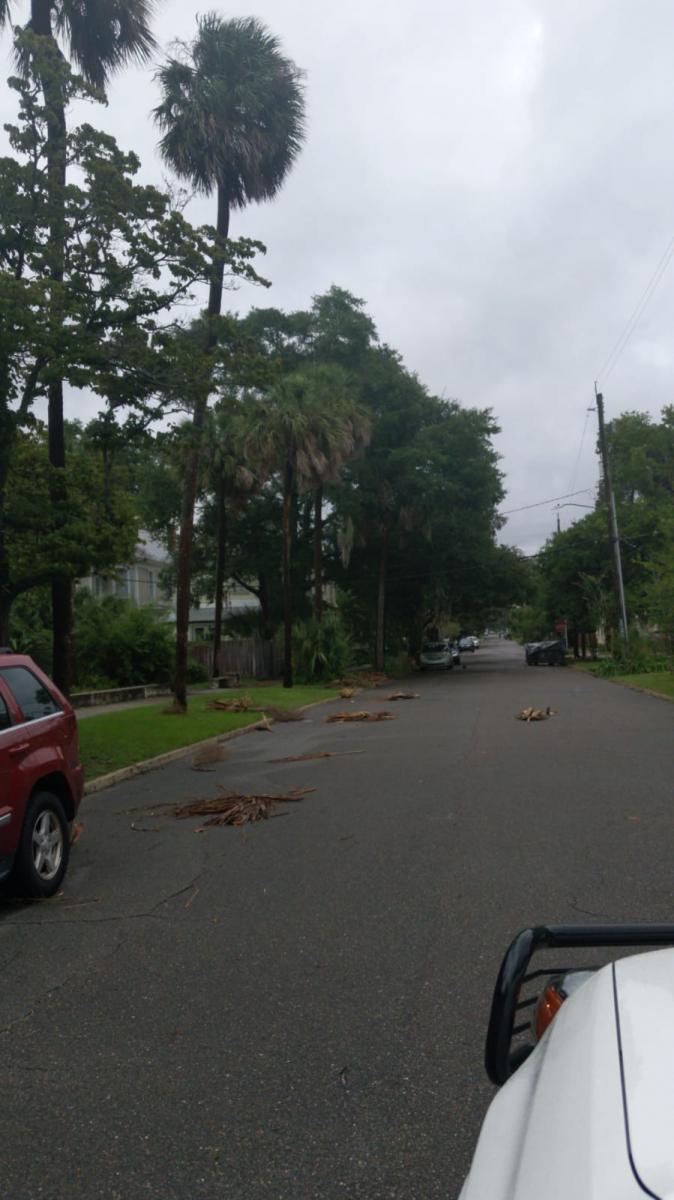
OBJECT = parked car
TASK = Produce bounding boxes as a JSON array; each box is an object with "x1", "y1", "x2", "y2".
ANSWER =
[
  {"x1": 525, "y1": 639, "x2": 566, "y2": 666},
  {"x1": 419, "y1": 640, "x2": 454, "y2": 670},
  {"x1": 448, "y1": 641, "x2": 462, "y2": 669},
  {"x1": 0, "y1": 650, "x2": 83, "y2": 896},
  {"x1": 460, "y1": 922, "x2": 674, "y2": 1199},
  {"x1": 458, "y1": 635, "x2": 477, "y2": 652}
]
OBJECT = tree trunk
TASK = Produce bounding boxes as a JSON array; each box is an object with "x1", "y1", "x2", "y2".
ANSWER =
[
  {"x1": 313, "y1": 486, "x2": 323, "y2": 621},
  {"x1": 30, "y1": 13, "x2": 73, "y2": 693},
  {"x1": 282, "y1": 461, "x2": 294, "y2": 689},
  {"x1": 173, "y1": 186, "x2": 230, "y2": 711},
  {"x1": 374, "y1": 529, "x2": 389, "y2": 672},
  {"x1": 211, "y1": 472, "x2": 227, "y2": 678},
  {"x1": 0, "y1": 593, "x2": 11, "y2": 646}
]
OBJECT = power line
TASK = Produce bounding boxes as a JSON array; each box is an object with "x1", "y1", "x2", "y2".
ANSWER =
[
  {"x1": 596, "y1": 234, "x2": 674, "y2": 384},
  {"x1": 499, "y1": 487, "x2": 595, "y2": 517},
  {"x1": 568, "y1": 406, "x2": 594, "y2": 495}
]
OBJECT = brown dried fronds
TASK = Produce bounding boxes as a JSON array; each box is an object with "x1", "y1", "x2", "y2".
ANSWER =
[
  {"x1": 206, "y1": 696, "x2": 253, "y2": 713},
  {"x1": 387, "y1": 691, "x2": 419, "y2": 701},
  {"x1": 326, "y1": 710, "x2": 395, "y2": 723},
  {"x1": 516, "y1": 706, "x2": 556, "y2": 722},
  {"x1": 258, "y1": 705, "x2": 305, "y2": 722},
  {"x1": 173, "y1": 787, "x2": 315, "y2": 827},
  {"x1": 340, "y1": 686, "x2": 357, "y2": 699},
  {"x1": 190, "y1": 744, "x2": 229, "y2": 771}
]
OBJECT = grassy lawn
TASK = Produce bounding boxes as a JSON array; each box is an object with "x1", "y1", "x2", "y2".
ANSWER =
[
  {"x1": 79, "y1": 685, "x2": 338, "y2": 781},
  {"x1": 612, "y1": 672, "x2": 674, "y2": 701}
]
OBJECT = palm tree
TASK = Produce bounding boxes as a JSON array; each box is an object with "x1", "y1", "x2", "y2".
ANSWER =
[
  {"x1": 153, "y1": 13, "x2": 305, "y2": 710},
  {"x1": 205, "y1": 396, "x2": 261, "y2": 678},
  {"x1": 0, "y1": 1, "x2": 157, "y2": 694},
  {"x1": 245, "y1": 365, "x2": 369, "y2": 688}
]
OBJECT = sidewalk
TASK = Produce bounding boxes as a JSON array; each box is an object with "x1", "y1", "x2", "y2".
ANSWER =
[{"x1": 75, "y1": 687, "x2": 214, "y2": 720}]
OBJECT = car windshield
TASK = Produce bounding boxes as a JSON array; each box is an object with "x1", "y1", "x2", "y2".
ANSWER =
[{"x1": 422, "y1": 642, "x2": 446, "y2": 652}]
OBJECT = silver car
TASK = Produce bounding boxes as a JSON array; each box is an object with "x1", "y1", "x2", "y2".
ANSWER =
[{"x1": 419, "y1": 640, "x2": 454, "y2": 670}]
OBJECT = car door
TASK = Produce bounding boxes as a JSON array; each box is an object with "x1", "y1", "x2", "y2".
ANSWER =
[
  {"x1": 0, "y1": 665, "x2": 66, "y2": 833},
  {"x1": 0, "y1": 677, "x2": 30, "y2": 860}
]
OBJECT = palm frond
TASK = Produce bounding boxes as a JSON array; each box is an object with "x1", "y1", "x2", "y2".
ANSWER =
[
  {"x1": 153, "y1": 12, "x2": 306, "y2": 204},
  {"x1": 0, "y1": 0, "x2": 13, "y2": 29},
  {"x1": 57, "y1": 0, "x2": 157, "y2": 88}
]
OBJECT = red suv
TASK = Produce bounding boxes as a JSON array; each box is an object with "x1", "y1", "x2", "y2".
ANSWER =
[{"x1": 0, "y1": 650, "x2": 83, "y2": 896}]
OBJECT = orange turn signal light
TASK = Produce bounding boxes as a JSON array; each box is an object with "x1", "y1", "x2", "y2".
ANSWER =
[{"x1": 534, "y1": 982, "x2": 564, "y2": 1040}]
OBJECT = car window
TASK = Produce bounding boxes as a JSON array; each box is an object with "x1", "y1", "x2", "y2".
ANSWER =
[
  {"x1": 422, "y1": 642, "x2": 447, "y2": 652},
  {"x1": 0, "y1": 692, "x2": 11, "y2": 731},
  {"x1": 0, "y1": 667, "x2": 62, "y2": 722}
]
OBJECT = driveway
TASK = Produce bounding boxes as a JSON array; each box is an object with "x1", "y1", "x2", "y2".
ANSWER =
[{"x1": 2, "y1": 639, "x2": 673, "y2": 1198}]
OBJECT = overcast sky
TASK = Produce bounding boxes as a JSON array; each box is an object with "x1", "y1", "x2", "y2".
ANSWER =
[{"x1": 4, "y1": 0, "x2": 674, "y2": 553}]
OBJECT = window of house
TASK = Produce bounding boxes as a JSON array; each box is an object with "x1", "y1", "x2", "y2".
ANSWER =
[{"x1": 0, "y1": 667, "x2": 62, "y2": 722}]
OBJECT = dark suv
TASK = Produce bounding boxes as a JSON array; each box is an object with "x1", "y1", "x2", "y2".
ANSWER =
[{"x1": 0, "y1": 651, "x2": 83, "y2": 896}]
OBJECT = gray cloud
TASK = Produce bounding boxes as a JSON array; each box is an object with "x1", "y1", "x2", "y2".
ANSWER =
[{"x1": 3, "y1": 0, "x2": 674, "y2": 553}]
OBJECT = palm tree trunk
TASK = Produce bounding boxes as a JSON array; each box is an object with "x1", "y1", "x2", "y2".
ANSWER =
[
  {"x1": 282, "y1": 460, "x2": 294, "y2": 689},
  {"x1": 211, "y1": 472, "x2": 227, "y2": 678},
  {"x1": 30, "y1": 6, "x2": 73, "y2": 693},
  {"x1": 313, "y1": 486, "x2": 323, "y2": 622},
  {"x1": 374, "y1": 528, "x2": 389, "y2": 672},
  {"x1": 174, "y1": 185, "x2": 231, "y2": 710}
]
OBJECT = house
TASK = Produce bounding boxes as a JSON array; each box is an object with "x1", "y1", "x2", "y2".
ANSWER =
[{"x1": 80, "y1": 531, "x2": 260, "y2": 640}]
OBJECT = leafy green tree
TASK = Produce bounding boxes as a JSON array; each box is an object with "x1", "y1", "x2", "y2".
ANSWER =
[
  {"x1": 0, "y1": 2, "x2": 158, "y2": 689},
  {"x1": 0, "y1": 53, "x2": 258, "y2": 657},
  {"x1": 154, "y1": 12, "x2": 305, "y2": 710},
  {"x1": 244, "y1": 365, "x2": 363, "y2": 687}
]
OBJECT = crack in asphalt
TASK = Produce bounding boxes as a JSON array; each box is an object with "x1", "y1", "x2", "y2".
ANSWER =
[{"x1": 0, "y1": 874, "x2": 205, "y2": 929}]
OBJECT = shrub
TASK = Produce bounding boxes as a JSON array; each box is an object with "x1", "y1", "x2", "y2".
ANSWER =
[
  {"x1": 186, "y1": 658, "x2": 210, "y2": 684},
  {"x1": 293, "y1": 612, "x2": 352, "y2": 681},
  {"x1": 587, "y1": 633, "x2": 670, "y2": 677},
  {"x1": 75, "y1": 595, "x2": 174, "y2": 687}
]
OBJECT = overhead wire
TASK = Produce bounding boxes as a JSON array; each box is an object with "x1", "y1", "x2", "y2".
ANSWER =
[{"x1": 596, "y1": 234, "x2": 674, "y2": 384}]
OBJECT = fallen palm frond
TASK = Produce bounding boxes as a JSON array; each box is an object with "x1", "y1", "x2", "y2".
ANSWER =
[
  {"x1": 70, "y1": 821, "x2": 84, "y2": 845},
  {"x1": 326, "y1": 709, "x2": 395, "y2": 723},
  {"x1": 206, "y1": 696, "x2": 253, "y2": 712},
  {"x1": 516, "y1": 706, "x2": 556, "y2": 722},
  {"x1": 257, "y1": 705, "x2": 305, "y2": 722},
  {"x1": 191, "y1": 744, "x2": 229, "y2": 771},
  {"x1": 335, "y1": 671, "x2": 392, "y2": 689},
  {"x1": 269, "y1": 749, "x2": 366, "y2": 764},
  {"x1": 387, "y1": 691, "x2": 419, "y2": 701},
  {"x1": 340, "y1": 686, "x2": 357, "y2": 699},
  {"x1": 172, "y1": 786, "x2": 315, "y2": 827}
]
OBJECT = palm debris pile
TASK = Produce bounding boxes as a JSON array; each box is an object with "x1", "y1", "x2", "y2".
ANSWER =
[
  {"x1": 172, "y1": 787, "x2": 315, "y2": 828},
  {"x1": 387, "y1": 691, "x2": 419, "y2": 701},
  {"x1": 207, "y1": 696, "x2": 253, "y2": 713},
  {"x1": 190, "y1": 743, "x2": 229, "y2": 771},
  {"x1": 516, "y1": 706, "x2": 555, "y2": 722},
  {"x1": 326, "y1": 710, "x2": 394, "y2": 723}
]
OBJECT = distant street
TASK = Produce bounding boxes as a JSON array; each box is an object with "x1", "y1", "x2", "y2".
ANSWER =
[{"x1": 2, "y1": 638, "x2": 673, "y2": 1199}]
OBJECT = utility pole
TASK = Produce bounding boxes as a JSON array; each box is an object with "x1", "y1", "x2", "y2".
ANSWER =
[{"x1": 595, "y1": 384, "x2": 629, "y2": 645}]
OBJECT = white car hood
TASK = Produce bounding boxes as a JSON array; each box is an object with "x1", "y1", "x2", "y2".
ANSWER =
[
  {"x1": 460, "y1": 950, "x2": 674, "y2": 1200},
  {"x1": 615, "y1": 949, "x2": 674, "y2": 1199}
]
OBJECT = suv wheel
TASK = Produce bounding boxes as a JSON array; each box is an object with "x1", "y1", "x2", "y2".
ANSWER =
[{"x1": 16, "y1": 791, "x2": 70, "y2": 898}]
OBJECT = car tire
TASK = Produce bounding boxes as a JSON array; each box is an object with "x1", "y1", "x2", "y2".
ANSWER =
[{"x1": 15, "y1": 790, "x2": 70, "y2": 898}]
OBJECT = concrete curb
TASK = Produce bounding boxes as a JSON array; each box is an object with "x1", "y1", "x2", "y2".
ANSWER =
[{"x1": 83, "y1": 693, "x2": 340, "y2": 796}]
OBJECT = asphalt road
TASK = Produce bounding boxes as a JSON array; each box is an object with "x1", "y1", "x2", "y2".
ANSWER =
[{"x1": 2, "y1": 638, "x2": 673, "y2": 1199}]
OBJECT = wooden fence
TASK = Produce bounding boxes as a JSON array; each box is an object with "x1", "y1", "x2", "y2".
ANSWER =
[{"x1": 189, "y1": 637, "x2": 282, "y2": 680}]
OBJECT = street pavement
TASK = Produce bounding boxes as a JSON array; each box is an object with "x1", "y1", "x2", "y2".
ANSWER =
[{"x1": 1, "y1": 638, "x2": 673, "y2": 1199}]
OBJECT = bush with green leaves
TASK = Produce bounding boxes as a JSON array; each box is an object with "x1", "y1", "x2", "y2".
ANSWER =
[
  {"x1": 74, "y1": 594, "x2": 175, "y2": 688},
  {"x1": 588, "y1": 634, "x2": 670, "y2": 678},
  {"x1": 292, "y1": 612, "x2": 352, "y2": 681}
]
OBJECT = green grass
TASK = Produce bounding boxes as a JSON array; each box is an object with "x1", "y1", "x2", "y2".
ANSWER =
[
  {"x1": 612, "y1": 671, "x2": 674, "y2": 700},
  {"x1": 79, "y1": 685, "x2": 338, "y2": 781}
]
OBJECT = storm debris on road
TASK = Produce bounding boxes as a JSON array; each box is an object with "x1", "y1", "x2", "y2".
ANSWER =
[
  {"x1": 387, "y1": 691, "x2": 419, "y2": 701},
  {"x1": 172, "y1": 787, "x2": 316, "y2": 827},
  {"x1": 190, "y1": 744, "x2": 229, "y2": 771},
  {"x1": 326, "y1": 710, "x2": 395, "y2": 723},
  {"x1": 516, "y1": 706, "x2": 555, "y2": 722},
  {"x1": 269, "y1": 750, "x2": 366, "y2": 764}
]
